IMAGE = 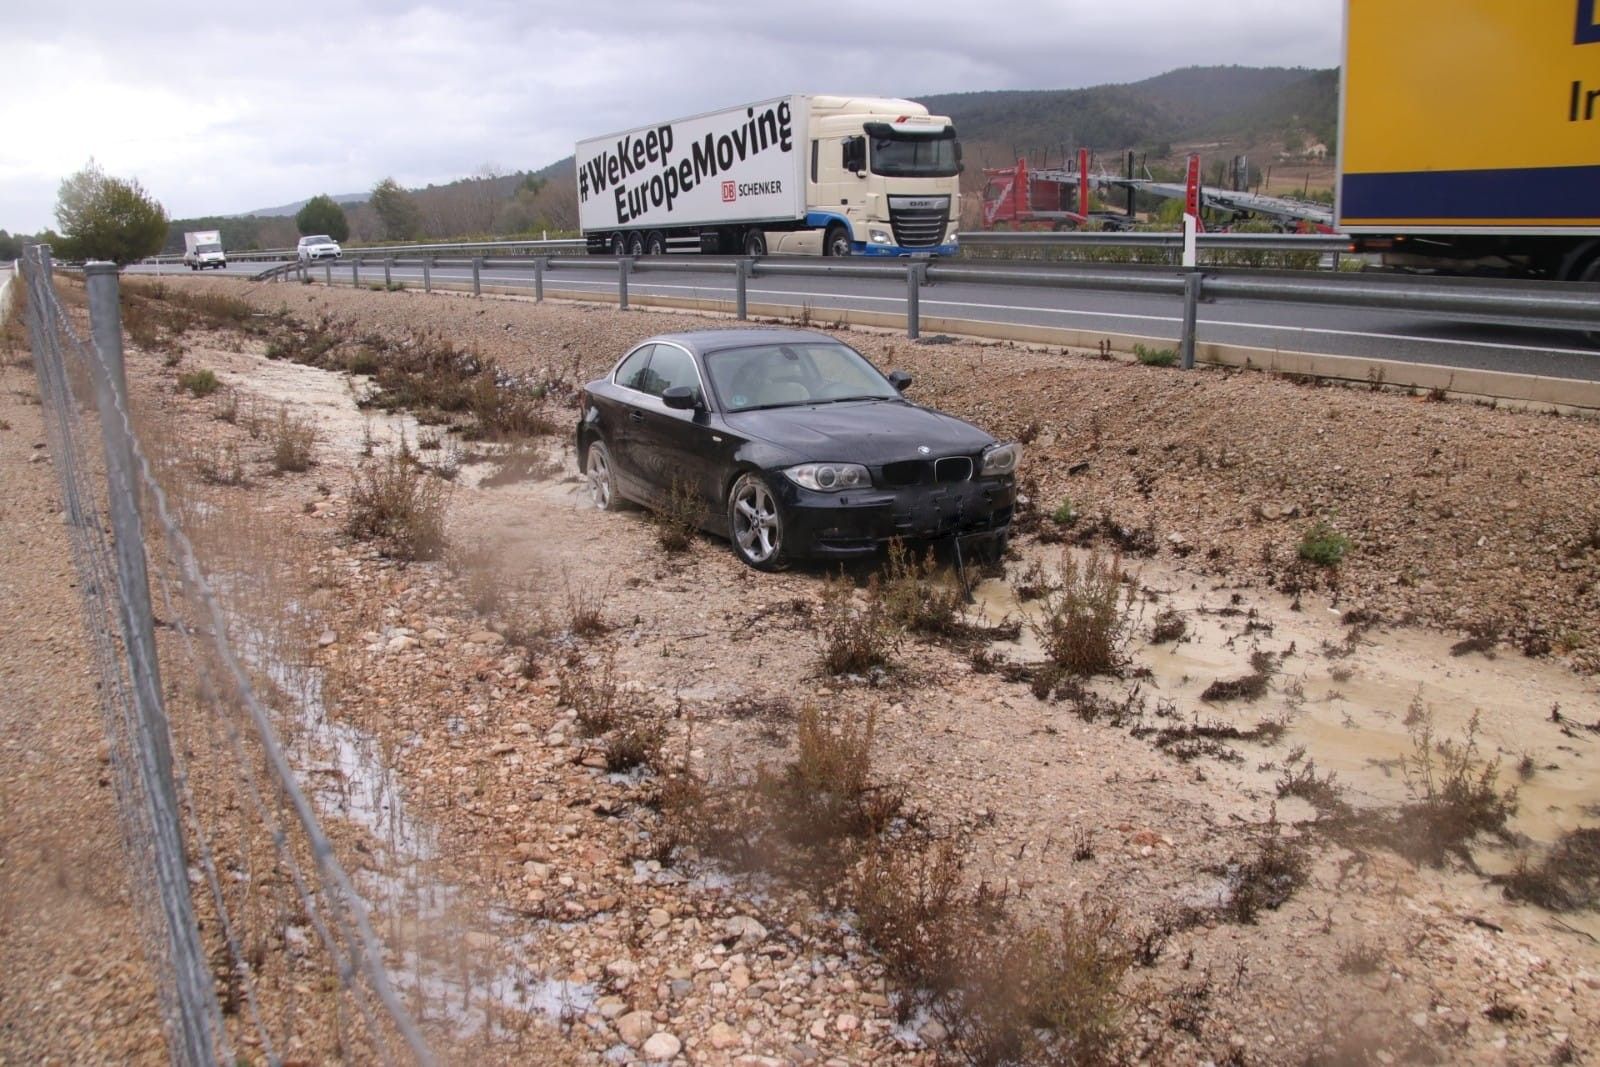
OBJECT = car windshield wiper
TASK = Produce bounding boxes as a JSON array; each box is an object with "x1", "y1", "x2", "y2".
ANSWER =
[{"x1": 811, "y1": 395, "x2": 898, "y2": 405}]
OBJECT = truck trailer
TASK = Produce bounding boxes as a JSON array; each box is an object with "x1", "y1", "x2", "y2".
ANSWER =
[
  {"x1": 576, "y1": 94, "x2": 962, "y2": 257},
  {"x1": 183, "y1": 230, "x2": 226, "y2": 270},
  {"x1": 1338, "y1": 0, "x2": 1600, "y2": 282}
]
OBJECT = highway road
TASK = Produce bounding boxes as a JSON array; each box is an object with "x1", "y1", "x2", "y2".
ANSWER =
[{"x1": 131, "y1": 258, "x2": 1600, "y2": 383}]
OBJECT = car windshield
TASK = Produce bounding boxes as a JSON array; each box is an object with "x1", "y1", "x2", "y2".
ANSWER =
[
  {"x1": 197, "y1": 243, "x2": 221, "y2": 253},
  {"x1": 705, "y1": 342, "x2": 900, "y2": 412},
  {"x1": 302, "y1": 236, "x2": 332, "y2": 245}
]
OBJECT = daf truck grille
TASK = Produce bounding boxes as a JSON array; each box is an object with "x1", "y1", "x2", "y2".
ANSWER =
[{"x1": 887, "y1": 195, "x2": 951, "y2": 248}]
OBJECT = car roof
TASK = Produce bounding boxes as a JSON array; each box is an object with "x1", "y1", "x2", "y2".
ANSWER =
[{"x1": 644, "y1": 329, "x2": 845, "y2": 358}]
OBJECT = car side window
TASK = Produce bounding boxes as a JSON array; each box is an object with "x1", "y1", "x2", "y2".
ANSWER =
[
  {"x1": 637, "y1": 344, "x2": 701, "y2": 402},
  {"x1": 614, "y1": 345, "x2": 655, "y2": 392}
]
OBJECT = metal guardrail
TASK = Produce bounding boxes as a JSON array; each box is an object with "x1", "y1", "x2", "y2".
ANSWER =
[
  {"x1": 250, "y1": 250, "x2": 1600, "y2": 359},
  {"x1": 151, "y1": 230, "x2": 1346, "y2": 265},
  {"x1": 958, "y1": 230, "x2": 1351, "y2": 254}
]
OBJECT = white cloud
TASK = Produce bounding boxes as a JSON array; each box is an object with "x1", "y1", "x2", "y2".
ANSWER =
[{"x1": 0, "y1": 0, "x2": 1341, "y2": 232}]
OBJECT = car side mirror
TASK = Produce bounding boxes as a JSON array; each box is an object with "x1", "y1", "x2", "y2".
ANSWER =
[
  {"x1": 662, "y1": 386, "x2": 700, "y2": 410},
  {"x1": 888, "y1": 370, "x2": 913, "y2": 392}
]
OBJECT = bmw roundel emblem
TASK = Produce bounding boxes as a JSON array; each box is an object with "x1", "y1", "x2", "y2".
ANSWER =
[{"x1": 917, "y1": 445, "x2": 931, "y2": 454}]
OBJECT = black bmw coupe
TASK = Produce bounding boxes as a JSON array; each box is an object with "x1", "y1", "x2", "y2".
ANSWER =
[{"x1": 576, "y1": 328, "x2": 1019, "y2": 570}]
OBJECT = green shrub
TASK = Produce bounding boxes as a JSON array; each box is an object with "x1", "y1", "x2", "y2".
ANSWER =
[
  {"x1": 1051, "y1": 499, "x2": 1080, "y2": 526},
  {"x1": 178, "y1": 368, "x2": 219, "y2": 397},
  {"x1": 1133, "y1": 344, "x2": 1178, "y2": 368},
  {"x1": 1298, "y1": 521, "x2": 1352, "y2": 566}
]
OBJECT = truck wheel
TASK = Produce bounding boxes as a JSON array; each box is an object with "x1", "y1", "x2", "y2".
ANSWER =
[
  {"x1": 645, "y1": 231, "x2": 666, "y2": 256},
  {"x1": 609, "y1": 233, "x2": 626, "y2": 257},
  {"x1": 824, "y1": 224, "x2": 852, "y2": 257},
  {"x1": 626, "y1": 232, "x2": 644, "y2": 257},
  {"x1": 743, "y1": 229, "x2": 767, "y2": 257}
]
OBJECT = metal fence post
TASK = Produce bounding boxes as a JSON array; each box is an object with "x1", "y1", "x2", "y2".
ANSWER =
[
  {"x1": 472, "y1": 257, "x2": 482, "y2": 297},
  {"x1": 324, "y1": 263, "x2": 331, "y2": 286},
  {"x1": 351, "y1": 259, "x2": 359, "y2": 287},
  {"x1": 1180, "y1": 271, "x2": 1202, "y2": 370},
  {"x1": 82, "y1": 262, "x2": 218, "y2": 1066},
  {"x1": 534, "y1": 257, "x2": 545, "y2": 303},
  {"x1": 736, "y1": 258, "x2": 749, "y2": 320},
  {"x1": 422, "y1": 258, "x2": 432, "y2": 293},
  {"x1": 383, "y1": 257, "x2": 392, "y2": 290},
  {"x1": 618, "y1": 257, "x2": 630, "y2": 310},
  {"x1": 906, "y1": 261, "x2": 922, "y2": 340}
]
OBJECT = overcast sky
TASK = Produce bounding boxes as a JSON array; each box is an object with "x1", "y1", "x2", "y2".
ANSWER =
[{"x1": 1, "y1": 0, "x2": 1341, "y2": 233}]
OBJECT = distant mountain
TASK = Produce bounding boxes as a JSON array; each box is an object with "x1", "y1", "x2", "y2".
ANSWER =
[
  {"x1": 237, "y1": 192, "x2": 369, "y2": 219},
  {"x1": 921, "y1": 65, "x2": 1338, "y2": 161}
]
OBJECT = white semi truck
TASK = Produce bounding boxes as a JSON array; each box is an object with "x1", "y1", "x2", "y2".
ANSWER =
[
  {"x1": 576, "y1": 94, "x2": 962, "y2": 258},
  {"x1": 183, "y1": 230, "x2": 226, "y2": 270}
]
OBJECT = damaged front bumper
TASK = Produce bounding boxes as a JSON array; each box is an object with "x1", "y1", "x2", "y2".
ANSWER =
[{"x1": 780, "y1": 475, "x2": 1015, "y2": 559}]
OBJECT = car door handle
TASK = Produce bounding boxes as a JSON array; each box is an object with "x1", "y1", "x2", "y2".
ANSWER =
[{"x1": 628, "y1": 411, "x2": 645, "y2": 423}]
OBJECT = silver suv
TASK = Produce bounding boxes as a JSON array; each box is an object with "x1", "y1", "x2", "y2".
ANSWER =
[{"x1": 296, "y1": 235, "x2": 342, "y2": 263}]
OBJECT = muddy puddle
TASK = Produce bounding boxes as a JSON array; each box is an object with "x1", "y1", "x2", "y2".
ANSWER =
[
  {"x1": 969, "y1": 547, "x2": 1600, "y2": 855},
  {"x1": 239, "y1": 621, "x2": 596, "y2": 1040}
]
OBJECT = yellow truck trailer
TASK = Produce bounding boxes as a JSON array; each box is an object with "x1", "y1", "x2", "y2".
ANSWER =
[{"x1": 1338, "y1": 0, "x2": 1600, "y2": 281}]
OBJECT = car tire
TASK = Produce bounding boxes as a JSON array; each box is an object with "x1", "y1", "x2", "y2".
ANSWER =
[
  {"x1": 586, "y1": 440, "x2": 622, "y2": 512},
  {"x1": 824, "y1": 224, "x2": 852, "y2": 258},
  {"x1": 743, "y1": 229, "x2": 767, "y2": 257},
  {"x1": 727, "y1": 471, "x2": 786, "y2": 570},
  {"x1": 645, "y1": 231, "x2": 666, "y2": 256},
  {"x1": 626, "y1": 232, "x2": 644, "y2": 257}
]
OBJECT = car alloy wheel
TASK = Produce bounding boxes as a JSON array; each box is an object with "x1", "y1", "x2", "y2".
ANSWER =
[
  {"x1": 587, "y1": 441, "x2": 619, "y2": 511},
  {"x1": 728, "y1": 472, "x2": 783, "y2": 569}
]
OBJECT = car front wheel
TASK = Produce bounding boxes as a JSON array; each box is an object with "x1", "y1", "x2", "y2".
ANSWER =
[
  {"x1": 586, "y1": 440, "x2": 622, "y2": 511},
  {"x1": 728, "y1": 471, "x2": 785, "y2": 570}
]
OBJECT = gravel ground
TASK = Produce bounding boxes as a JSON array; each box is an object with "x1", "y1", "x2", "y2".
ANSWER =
[
  {"x1": 0, "y1": 343, "x2": 164, "y2": 1064},
  {"x1": 28, "y1": 275, "x2": 1600, "y2": 1064}
]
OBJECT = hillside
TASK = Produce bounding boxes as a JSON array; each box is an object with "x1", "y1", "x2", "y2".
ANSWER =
[{"x1": 922, "y1": 65, "x2": 1336, "y2": 162}]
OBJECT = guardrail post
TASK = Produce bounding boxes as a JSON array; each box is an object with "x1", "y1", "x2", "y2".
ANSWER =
[
  {"x1": 472, "y1": 257, "x2": 482, "y2": 297},
  {"x1": 618, "y1": 257, "x2": 631, "y2": 310},
  {"x1": 736, "y1": 258, "x2": 750, "y2": 320},
  {"x1": 422, "y1": 258, "x2": 432, "y2": 293},
  {"x1": 83, "y1": 262, "x2": 217, "y2": 1064},
  {"x1": 324, "y1": 263, "x2": 332, "y2": 286},
  {"x1": 534, "y1": 257, "x2": 545, "y2": 303},
  {"x1": 906, "y1": 261, "x2": 923, "y2": 340},
  {"x1": 383, "y1": 257, "x2": 392, "y2": 290},
  {"x1": 351, "y1": 259, "x2": 359, "y2": 287},
  {"x1": 1180, "y1": 271, "x2": 1202, "y2": 370}
]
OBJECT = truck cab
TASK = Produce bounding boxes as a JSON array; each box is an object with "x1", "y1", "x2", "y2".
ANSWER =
[
  {"x1": 183, "y1": 231, "x2": 227, "y2": 270},
  {"x1": 784, "y1": 96, "x2": 962, "y2": 257}
]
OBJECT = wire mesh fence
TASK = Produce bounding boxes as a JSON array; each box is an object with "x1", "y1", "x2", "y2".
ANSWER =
[{"x1": 17, "y1": 246, "x2": 438, "y2": 1066}]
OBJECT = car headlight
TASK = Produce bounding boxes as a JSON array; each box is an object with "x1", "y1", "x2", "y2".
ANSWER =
[
  {"x1": 869, "y1": 229, "x2": 892, "y2": 244},
  {"x1": 980, "y1": 442, "x2": 1021, "y2": 477},
  {"x1": 784, "y1": 462, "x2": 871, "y2": 492}
]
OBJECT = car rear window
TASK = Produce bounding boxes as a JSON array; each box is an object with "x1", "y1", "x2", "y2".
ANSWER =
[{"x1": 614, "y1": 345, "x2": 654, "y2": 391}]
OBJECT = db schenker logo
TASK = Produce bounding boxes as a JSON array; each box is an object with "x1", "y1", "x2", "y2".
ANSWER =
[{"x1": 721, "y1": 181, "x2": 737, "y2": 202}]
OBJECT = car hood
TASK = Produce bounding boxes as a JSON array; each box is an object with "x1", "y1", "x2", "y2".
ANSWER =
[{"x1": 724, "y1": 399, "x2": 995, "y2": 464}]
